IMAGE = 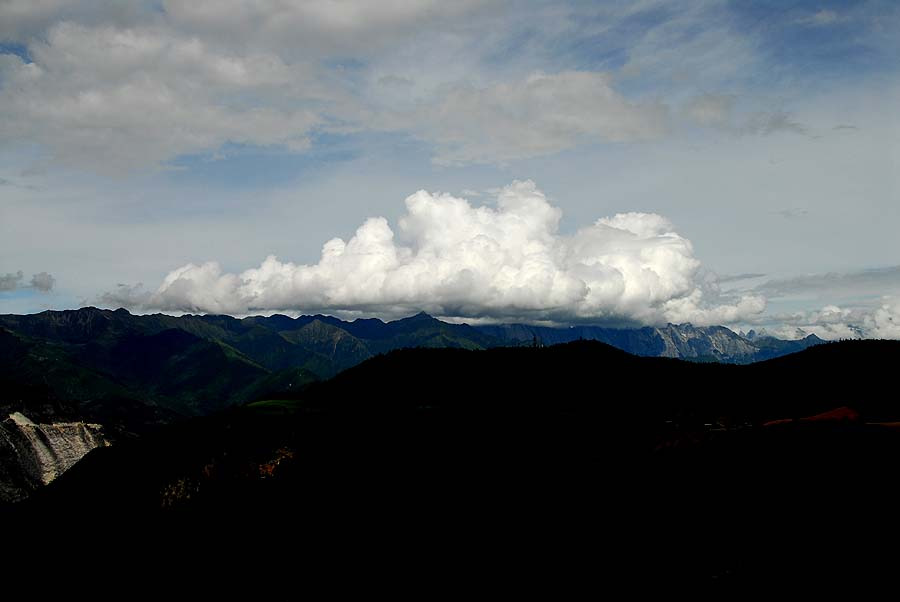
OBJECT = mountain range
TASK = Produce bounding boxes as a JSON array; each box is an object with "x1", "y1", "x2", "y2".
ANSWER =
[
  {"x1": 0, "y1": 306, "x2": 821, "y2": 421},
  {"x1": 0, "y1": 306, "x2": 823, "y2": 429},
  {"x1": 13, "y1": 338, "x2": 900, "y2": 584},
  {"x1": 0, "y1": 306, "x2": 825, "y2": 503}
]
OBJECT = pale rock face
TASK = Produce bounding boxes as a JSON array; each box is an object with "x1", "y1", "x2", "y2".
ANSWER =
[
  {"x1": 654, "y1": 325, "x2": 759, "y2": 360},
  {"x1": 0, "y1": 412, "x2": 108, "y2": 503}
]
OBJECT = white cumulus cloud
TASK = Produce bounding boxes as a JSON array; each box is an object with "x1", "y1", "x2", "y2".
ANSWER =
[{"x1": 103, "y1": 180, "x2": 764, "y2": 325}]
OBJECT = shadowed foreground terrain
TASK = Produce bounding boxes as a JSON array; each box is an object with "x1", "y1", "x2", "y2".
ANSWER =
[{"x1": 12, "y1": 339, "x2": 900, "y2": 584}]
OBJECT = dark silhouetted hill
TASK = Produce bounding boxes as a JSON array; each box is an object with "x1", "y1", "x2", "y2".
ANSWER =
[{"x1": 13, "y1": 338, "x2": 900, "y2": 585}]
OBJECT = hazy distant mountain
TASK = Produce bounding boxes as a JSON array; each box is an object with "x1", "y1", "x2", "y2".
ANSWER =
[{"x1": 474, "y1": 321, "x2": 824, "y2": 362}]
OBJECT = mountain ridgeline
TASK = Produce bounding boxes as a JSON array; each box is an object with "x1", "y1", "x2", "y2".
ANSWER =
[
  {"x1": 0, "y1": 306, "x2": 827, "y2": 503},
  {"x1": 0, "y1": 307, "x2": 822, "y2": 432}
]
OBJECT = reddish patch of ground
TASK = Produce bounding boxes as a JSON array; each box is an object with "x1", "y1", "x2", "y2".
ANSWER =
[{"x1": 763, "y1": 406, "x2": 859, "y2": 427}]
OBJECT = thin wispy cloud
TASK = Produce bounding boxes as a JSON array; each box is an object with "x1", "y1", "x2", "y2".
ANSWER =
[
  {"x1": 718, "y1": 273, "x2": 767, "y2": 284},
  {"x1": 775, "y1": 208, "x2": 809, "y2": 219},
  {"x1": 795, "y1": 9, "x2": 843, "y2": 28},
  {"x1": 742, "y1": 111, "x2": 808, "y2": 137},
  {"x1": 756, "y1": 266, "x2": 900, "y2": 300},
  {"x1": 402, "y1": 71, "x2": 669, "y2": 165}
]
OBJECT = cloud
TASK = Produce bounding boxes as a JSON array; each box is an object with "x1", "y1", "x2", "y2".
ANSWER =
[
  {"x1": 742, "y1": 110, "x2": 808, "y2": 136},
  {"x1": 163, "y1": 0, "x2": 489, "y2": 57},
  {"x1": 747, "y1": 268, "x2": 900, "y2": 340},
  {"x1": 796, "y1": 9, "x2": 842, "y2": 28},
  {"x1": 718, "y1": 273, "x2": 766, "y2": 283},
  {"x1": 403, "y1": 71, "x2": 668, "y2": 164},
  {"x1": 0, "y1": 23, "x2": 325, "y2": 171},
  {"x1": 0, "y1": 6, "x2": 667, "y2": 170},
  {"x1": 0, "y1": 270, "x2": 55, "y2": 292},
  {"x1": 0, "y1": 0, "x2": 886, "y2": 176},
  {"x1": 619, "y1": 2, "x2": 758, "y2": 86},
  {"x1": 0, "y1": 0, "x2": 150, "y2": 43},
  {"x1": 756, "y1": 266, "x2": 900, "y2": 300},
  {"x1": 377, "y1": 75, "x2": 414, "y2": 88},
  {"x1": 864, "y1": 302, "x2": 900, "y2": 339},
  {"x1": 103, "y1": 180, "x2": 764, "y2": 325},
  {"x1": 683, "y1": 95, "x2": 811, "y2": 138},
  {"x1": 0, "y1": 1, "x2": 846, "y2": 171},
  {"x1": 774, "y1": 208, "x2": 808, "y2": 219},
  {"x1": 0, "y1": 271, "x2": 24, "y2": 292},
  {"x1": 0, "y1": 176, "x2": 37, "y2": 190},
  {"x1": 97, "y1": 283, "x2": 152, "y2": 309},
  {"x1": 29, "y1": 272, "x2": 55, "y2": 292},
  {"x1": 766, "y1": 301, "x2": 900, "y2": 341},
  {"x1": 684, "y1": 93, "x2": 735, "y2": 127}
]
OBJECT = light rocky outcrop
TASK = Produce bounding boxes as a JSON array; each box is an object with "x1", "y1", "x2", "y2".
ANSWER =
[
  {"x1": 654, "y1": 324, "x2": 759, "y2": 360},
  {"x1": 0, "y1": 412, "x2": 108, "y2": 503}
]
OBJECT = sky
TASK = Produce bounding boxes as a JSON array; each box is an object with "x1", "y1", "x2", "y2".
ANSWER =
[{"x1": 1, "y1": 0, "x2": 898, "y2": 339}]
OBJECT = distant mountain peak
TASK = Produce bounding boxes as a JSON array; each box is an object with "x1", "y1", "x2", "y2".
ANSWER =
[
  {"x1": 299, "y1": 318, "x2": 342, "y2": 333},
  {"x1": 351, "y1": 317, "x2": 386, "y2": 324},
  {"x1": 400, "y1": 311, "x2": 437, "y2": 322},
  {"x1": 38, "y1": 306, "x2": 105, "y2": 317}
]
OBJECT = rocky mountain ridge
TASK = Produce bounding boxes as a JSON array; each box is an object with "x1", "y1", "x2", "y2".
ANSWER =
[
  {"x1": 0, "y1": 411, "x2": 107, "y2": 502},
  {"x1": 475, "y1": 321, "x2": 823, "y2": 362}
]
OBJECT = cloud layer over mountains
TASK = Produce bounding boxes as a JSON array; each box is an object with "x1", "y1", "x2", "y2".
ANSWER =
[{"x1": 103, "y1": 181, "x2": 764, "y2": 325}]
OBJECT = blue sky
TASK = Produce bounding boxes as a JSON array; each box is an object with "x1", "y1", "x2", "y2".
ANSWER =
[{"x1": 1, "y1": 0, "x2": 898, "y2": 338}]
